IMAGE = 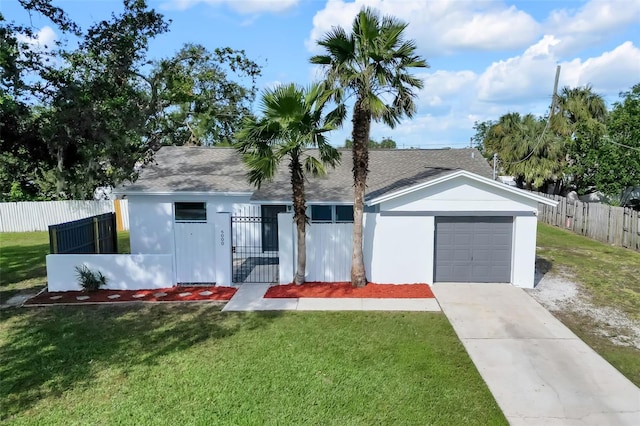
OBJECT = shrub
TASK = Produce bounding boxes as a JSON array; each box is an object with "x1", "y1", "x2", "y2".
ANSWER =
[{"x1": 74, "y1": 265, "x2": 107, "y2": 292}]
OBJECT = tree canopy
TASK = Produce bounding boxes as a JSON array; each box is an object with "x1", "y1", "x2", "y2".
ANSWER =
[
  {"x1": 0, "y1": 0, "x2": 261, "y2": 200},
  {"x1": 343, "y1": 137, "x2": 397, "y2": 149},
  {"x1": 473, "y1": 83, "x2": 640, "y2": 199}
]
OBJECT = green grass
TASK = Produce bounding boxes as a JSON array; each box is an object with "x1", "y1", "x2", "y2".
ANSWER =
[
  {"x1": 0, "y1": 305, "x2": 506, "y2": 425},
  {"x1": 536, "y1": 223, "x2": 640, "y2": 386},
  {"x1": 536, "y1": 223, "x2": 640, "y2": 320},
  {"x1": 0, "y1": 231, "x2": 130, "y2": 302}
]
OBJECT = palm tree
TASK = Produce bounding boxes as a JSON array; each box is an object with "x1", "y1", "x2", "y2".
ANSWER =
[
  {"x1": 235, "y1": 82, "x2": 343, "y2": 285},
  {"x1": 310, "y1": 7, "x2": 428, "y2": 287},
  {"x1": 553, "y1": 85, "x2": 607, "y2": 135},
  {"x1": 486, "y1": 112, "x2": 564, "y2": 190},
  {"x1": 552, "y1": 85, "x2": 607, "y2": 191}
]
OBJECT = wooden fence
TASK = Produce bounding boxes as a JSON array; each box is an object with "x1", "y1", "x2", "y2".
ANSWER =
[
  {"x1": 0, "y1": 199, "x2": 129, "y2": 232},
  {"x1": 537, "y1": 193, "x2": 640, "y2": 252},
  {"x1": 49, "y1": 213, "x2": 118, "y2": 254}
]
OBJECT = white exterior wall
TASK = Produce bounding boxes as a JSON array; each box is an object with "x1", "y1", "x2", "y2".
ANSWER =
[
  {"x1": 127, "y1": 194, "x2": 253, "y2": 255},
  {"x1": 276, "y1": 176, "x2": 541, "y2": 287},
  {"x1": 46, "y1": 254, "x2": 174, "y2": 291},
  {"x1": 374, "y1": 175, "x2": 541, "y2": 288},
  {"x1": 127, "y1": 194, "x2": 250, "y2": 285},
  {"x1": 366, "y1": 215, "x2": 434, "y2": 284},
  {"x1": 512, "y1": 215, "x2": 538, "y2": 288}
]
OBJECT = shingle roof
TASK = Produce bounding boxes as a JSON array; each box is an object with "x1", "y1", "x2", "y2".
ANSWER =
[{"x1": 120, "y1": 146, "x2": 493, "y2": 202}]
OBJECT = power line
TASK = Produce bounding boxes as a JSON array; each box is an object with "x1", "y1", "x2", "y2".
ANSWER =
[
  {"x1": 609, "y1": 139, "x2": 640, "y2": 151},
  {"x1": 505, "y1": 65, "x2": 561, "y2": 165}
]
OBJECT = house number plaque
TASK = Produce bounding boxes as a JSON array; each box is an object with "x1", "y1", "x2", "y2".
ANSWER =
[{"x1": 220, "y1": 230, "x2": 225, "y2": 246}]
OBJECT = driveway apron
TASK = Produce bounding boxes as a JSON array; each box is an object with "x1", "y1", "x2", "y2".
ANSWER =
[{"x1": 432, "y1": 283, "x2": 640, "y2": 426}]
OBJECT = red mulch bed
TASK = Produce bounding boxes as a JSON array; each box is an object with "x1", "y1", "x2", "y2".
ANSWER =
[
  {"x1": 24, "y1": 286, "x2": 237, "y2": 306},
  {"x1": 263, "y1": 282, "x2": 434, "y2": 299}
]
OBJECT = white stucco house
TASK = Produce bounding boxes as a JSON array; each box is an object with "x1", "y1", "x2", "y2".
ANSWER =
[{"x1": 98, "y1": 146, "x2": 554, "y2": 289}]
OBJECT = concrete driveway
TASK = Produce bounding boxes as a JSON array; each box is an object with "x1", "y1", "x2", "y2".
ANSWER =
[{"x1": 432, "y1": 283, "x2": 640, "y2": 425}]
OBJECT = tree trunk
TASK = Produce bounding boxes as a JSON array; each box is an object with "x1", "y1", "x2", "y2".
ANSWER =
[
  {"x1": 350, "y1": 98, "x2": 370, "y2": 288},
  {"x1": 290, "y1": 153, "x2": 306, "y2": 285},
  {"x1": 56, "y1": 145, "x2": 65, "y2": 195}
]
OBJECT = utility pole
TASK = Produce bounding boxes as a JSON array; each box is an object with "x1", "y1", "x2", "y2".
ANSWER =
[
  {"x1": 493, "y1": 153, "x2": 498, "y2": 180},
  {"x1": 551, "y1": 65, "x2": 561, "y2": 117}
]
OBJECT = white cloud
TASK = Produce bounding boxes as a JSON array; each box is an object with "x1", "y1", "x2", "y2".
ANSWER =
[
  {"x1": 476, "y1": 35, "x2": 561, "y2": 103},
  {"x1": 306, "y1": 0, "x2": 539, "y2": 55},
  {"x1": 546, "y1": 0, "x2": 640, "y2": 55},
  {"x1": 441, "y1": 6, "x2": 539, "y2": 51},
  {"x1": 418, "y1": 70, "x2": 476, "y2": 107},
  {"x1": 561, "y1": 42, "x2": 640, "y2": 95},
  {"x1": 162, "y1": 0, "x2": 299, "y2": 14},
  {"x1": 16, "y1": 26, "x2": 57, "y2": 51},
  {"x1": 477, "y1": 38, "x2": 640, "y2": 105}
]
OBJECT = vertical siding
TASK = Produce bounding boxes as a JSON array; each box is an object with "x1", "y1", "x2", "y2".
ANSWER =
[
  {"x1": 0, "y1": 200, "x2": 130, "y2": 232},
  {"x1": 305, "y1": 223, "x2": 353, "y2": 282}
]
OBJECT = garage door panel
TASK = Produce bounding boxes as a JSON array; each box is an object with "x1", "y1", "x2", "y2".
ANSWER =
[
  {"x1": 452, "y1": 248, "x2": 471, "y2": 261},
  {"x1": 435, "y1": 216, "x2": 513, "y2": 283}
]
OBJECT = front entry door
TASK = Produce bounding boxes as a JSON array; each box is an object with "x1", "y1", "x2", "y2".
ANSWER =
[
  {"x1": 261, "y1": 205, "x2": 287, "y2": 252},
  {"x1": 174, "y1": 222, "x2": 216, "y2": 283}
]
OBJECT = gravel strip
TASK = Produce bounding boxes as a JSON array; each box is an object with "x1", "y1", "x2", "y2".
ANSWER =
[{"x1": 528, "y1": 266, "x2": 640, "y2": 349}]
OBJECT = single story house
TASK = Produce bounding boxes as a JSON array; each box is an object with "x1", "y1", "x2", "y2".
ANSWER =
[{"x1": 111, "y1": 146, "x2": 555, "y2": 289}]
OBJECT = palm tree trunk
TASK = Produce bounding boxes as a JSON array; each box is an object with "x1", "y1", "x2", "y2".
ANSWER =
[
  {"x1": 290, "y1": 153, "x2": 306, "y2": 285},
  {"x1": 351, "y1": 98, "x2": 370, "y2": 288}
]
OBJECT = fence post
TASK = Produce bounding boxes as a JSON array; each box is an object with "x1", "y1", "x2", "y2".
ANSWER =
[
  {"x1": 93, "y1": 217, "x2": 100, "y2": 254},
  {"x1": 50, "y1": 227, "x2": 58, "y2": 254},
  {"x1": 111, "y1": 213, "x2": 118, "y2": 254}
]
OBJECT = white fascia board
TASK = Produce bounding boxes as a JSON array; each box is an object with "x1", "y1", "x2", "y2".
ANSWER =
[
  {"x1": 114, "y1": 190, "x2": 253, "y2": 197},
  {"x1": 366, "y1": 170, "x2": 559, "y2": 207},
  {"x1": 249, "y1": 200, "x2": 293, "y2": 205},
  {"x1": 306, "y1": 201, "x2": 353, "y2": 205},
  {"x1": 249, "y1": 200, "x2": 351, "y2": 206}
]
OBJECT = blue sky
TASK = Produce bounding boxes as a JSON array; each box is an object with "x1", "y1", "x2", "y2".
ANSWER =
[{"x1": 6, "y1": 0, "x2": 640, "y2": 148}]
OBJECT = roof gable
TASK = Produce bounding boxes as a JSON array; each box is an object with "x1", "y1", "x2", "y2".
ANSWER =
[{"x1": 367, "y1": 170, "x2": 558, "y2": 207}]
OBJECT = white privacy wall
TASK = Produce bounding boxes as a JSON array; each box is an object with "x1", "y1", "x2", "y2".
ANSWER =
[
  {"x1": 306, "y1": 223, "x2": 353, "y2": 282},
  {"x1": 278, "y1": 213, "x2": 353, "y2": 283},
  {"x1": 46, "y1": 254, "x2": 174, "y2": 291}
]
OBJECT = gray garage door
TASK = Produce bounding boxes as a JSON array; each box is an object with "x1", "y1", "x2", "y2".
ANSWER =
[{"x1": 434, "y1": 216, "x2": 513, "y2": 283}]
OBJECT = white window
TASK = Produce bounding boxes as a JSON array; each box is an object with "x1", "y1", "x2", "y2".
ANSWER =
[
  {"x1": 310, "y1": 205, "x2": 353, "y2": 223},
  {"x1": 175, "y1": 202, "x2": 207, "y2": 222}
]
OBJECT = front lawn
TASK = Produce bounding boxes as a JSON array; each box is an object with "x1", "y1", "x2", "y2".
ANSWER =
[
  {"x1": 1, "y1": 305, "x2": 506, "y2": 424},
  {"x1": 0, "y1": 231, "x2": 130, "y2": 302}
]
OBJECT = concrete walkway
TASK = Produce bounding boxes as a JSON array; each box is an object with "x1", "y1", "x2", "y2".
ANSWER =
[
  {"x1": 432, "y1": 283, "x2": 640, "y2": 426},
  {"x1": 222, "y1": 283, "x2": 441, "y2": 312}
]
